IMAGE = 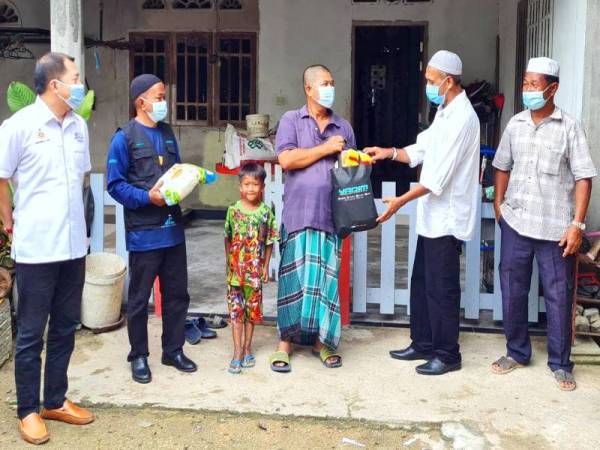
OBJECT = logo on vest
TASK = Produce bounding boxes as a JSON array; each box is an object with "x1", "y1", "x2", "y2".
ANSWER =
[{"x1": 162, "y1": 214, "x2": 176, "y2": 227}]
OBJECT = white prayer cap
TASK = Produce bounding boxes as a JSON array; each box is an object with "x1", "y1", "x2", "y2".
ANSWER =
[
  {"x1": 428, "y1": 50, "x2": 462, "y2": 76},
  {"x1": 526, "y1": 57, "x2": 560, "y2": 77}
]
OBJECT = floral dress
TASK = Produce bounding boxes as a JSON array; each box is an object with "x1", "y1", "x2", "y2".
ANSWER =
[{"x1": 224, "y1": 201, "x2": 278, "y2": 323}]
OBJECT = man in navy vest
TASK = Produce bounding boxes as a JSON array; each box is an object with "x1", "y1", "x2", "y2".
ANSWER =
[{"x1": 107, "y1": 74, "x2": 196, "y2": 383}]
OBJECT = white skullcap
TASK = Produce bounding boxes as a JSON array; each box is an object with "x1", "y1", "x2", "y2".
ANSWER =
[
  {"x1": 428, "y1": 50, "x2": 462, "y2": 76},
  {"x1": 527, "y1": 57, "x2": 560, "y2": 77}
]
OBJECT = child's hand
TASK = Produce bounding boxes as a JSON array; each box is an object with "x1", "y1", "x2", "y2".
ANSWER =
[{"x1": 261, "y1": 266, "x2": 269, "y2": 283}]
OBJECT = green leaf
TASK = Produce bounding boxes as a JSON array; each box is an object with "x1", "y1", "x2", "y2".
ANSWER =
[
  {"x1": 6, "y1": 81, "x2": 36, "y2": 113},
  {"x1": 75, "y1": 90, "x2": 95, "y2": 121}
]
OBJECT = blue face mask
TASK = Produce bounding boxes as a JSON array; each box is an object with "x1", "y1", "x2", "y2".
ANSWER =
[
  {"x1": 522, "y1": 84, "x2": 552, "y2": 111},
  {"x1": 425, "y1": 77, "x2": 449, "y2": 106},
  {"x1": 143, "y1": 98, "x2": 168, "y2": 123},
  {"x1": 316, "y1": 86, "x2": 335, "y2": 109},
  {"x1": 56, "y1": 80, "x2": 86, "y2": 110}
]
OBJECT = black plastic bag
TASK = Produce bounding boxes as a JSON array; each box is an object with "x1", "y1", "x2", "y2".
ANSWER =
[{"x1": 331, "y1": 162, "x2": 378, "y2": 238}]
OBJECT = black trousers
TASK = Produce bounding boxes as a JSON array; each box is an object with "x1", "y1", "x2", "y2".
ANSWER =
[
  {"x1": 409, "y1": 235, "x2": 462, "y2": 364},
  {"x1": 14, "y1": 257, "x2": 85, "y2": 419},
  {"x1": 127, "y1": 242, "x2": 190, "y2": 361}
]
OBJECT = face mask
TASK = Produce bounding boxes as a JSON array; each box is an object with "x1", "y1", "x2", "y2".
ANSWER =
[
  {"x1": 316, "y1": 86, "x2": 335, "y2": 109},
  {"x1": 143, "y1": 98, "x2": 168, "y2": 122},
  {"x1": 55, "y1": 80, "x2": 86, "y2": 110},
  {"x1": 425, "y1": 76, "x2": 449, "y2": 105},
  {"x1": 522, "y1": 84, "x2": 553, "y2": 111}
]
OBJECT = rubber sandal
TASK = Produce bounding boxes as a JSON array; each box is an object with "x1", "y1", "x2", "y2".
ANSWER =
[
  {"x1": 269, "y1": 351, "x2": 291, "y2": 373},
  {"x1": 553, "y1": 369, "x2": 576, "y2": 391},
  {"x1": 184, "y1": 320, "x2": 202, "y2": 345},
  {"x1": 491, "y1": 356, "x2": 524, "y2": 374},
  {"x1": 312, "y1": 347, "x2": 342, "y2": 368},
  {"x1": 242, "y1": 354, "x2": 256, "y2": 368},
  {"x1": 228, "y1": 359, "x2": 242, "y2": 374},
  {"x1": 194, "y1": 318, "x2": 218, "y2": 339}
]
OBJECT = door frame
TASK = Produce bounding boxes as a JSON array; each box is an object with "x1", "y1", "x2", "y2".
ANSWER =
[{"x1": 351, "y1": 20, "x2": 429, "y2": 134}]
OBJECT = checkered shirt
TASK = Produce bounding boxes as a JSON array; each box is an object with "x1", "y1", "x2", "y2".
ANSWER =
[{"x1": 493, "y1": 107, "x2": 597, "y2": 241}]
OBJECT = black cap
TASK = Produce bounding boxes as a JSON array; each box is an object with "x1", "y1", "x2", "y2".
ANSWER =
[{"x1": 130, "y1": 74, "x2": 162, "y2": 103}]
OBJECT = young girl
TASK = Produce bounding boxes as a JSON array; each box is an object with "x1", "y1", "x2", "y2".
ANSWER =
[{"x1": 224, "y1": 163, "x2": 278, "y2": 374}]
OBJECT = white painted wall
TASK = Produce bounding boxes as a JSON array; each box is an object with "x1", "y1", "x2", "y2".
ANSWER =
[
  {"x1": 498, "y1": 0, "x2": 519, "y2": 131},
  {"x1": 552, "y1": 0, "x2": 587, "y2": 120},
  {"x1": 259, "y1": 0, "x2": 500, "y2": 123}
]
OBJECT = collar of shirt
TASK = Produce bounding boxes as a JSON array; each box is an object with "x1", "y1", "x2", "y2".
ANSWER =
[
  {"x1": 33, "y1": 96, "x2": 80, "y2": 131},
  {"x1": 299, "y1": 104, "x2": 343, "y2": 129},
  {"x1": 436, "y1": 90, "x2": 468, "y2": 118},
  {"x1": 516, "y1": 106, "x2": 563, "y2": 127}
]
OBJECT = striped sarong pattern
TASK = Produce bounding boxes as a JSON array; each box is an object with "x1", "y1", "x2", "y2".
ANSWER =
[{"x1": 277, "y1": 226, "x2": 342, "y2": 349}]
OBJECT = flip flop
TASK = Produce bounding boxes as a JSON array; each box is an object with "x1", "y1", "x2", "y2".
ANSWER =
[
  {"x1": 228, "y1": 359, "x2": 242, "y2": 374},
  {"x1": 269, "y1": 351, "x2": 291, "y2": 373},
  {"x1": 312, "y1": 347, "x2": 342, "y2": 368},
  {"x1": 242, "y1": 354, "x2": 256, "y2": 368},
  {"x1": 552, "y1": 369, "x2": 576, "y2": 391},
  {"x1": 491, "y1": 356, "x2": 524, "y2": 374}
]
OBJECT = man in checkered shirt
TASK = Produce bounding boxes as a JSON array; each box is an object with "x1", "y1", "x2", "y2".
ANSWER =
[{"x1": 491, "y1": 57, "x2": 597, "y2": 391}]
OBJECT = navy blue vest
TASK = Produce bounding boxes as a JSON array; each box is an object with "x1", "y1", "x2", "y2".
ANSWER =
[{"x1": 118, "y1": 120, "x2": 182, "y2": 232}]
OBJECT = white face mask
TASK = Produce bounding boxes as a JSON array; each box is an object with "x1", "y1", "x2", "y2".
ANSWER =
[
  {"x1": 316, "y1": 85, "x2": 335, "y2": 109},
  {"x1": 142, "y1": 98, "x2": 168, "y2": 122}
]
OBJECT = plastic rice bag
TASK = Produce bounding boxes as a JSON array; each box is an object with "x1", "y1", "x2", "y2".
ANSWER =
[{"x1": 157, "y1": 163, "x2": 217, "y2": 206}]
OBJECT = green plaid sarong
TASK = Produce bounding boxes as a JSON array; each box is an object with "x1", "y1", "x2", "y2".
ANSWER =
[{"x1": 277, "y1": 226, "x2": 342, "y2": 349}]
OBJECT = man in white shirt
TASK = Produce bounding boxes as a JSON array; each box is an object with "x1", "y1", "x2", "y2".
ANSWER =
[
  {"x1": 366, "y1": 50, "x2": 480, "y2": 375},
  {"x1": 0, "y1": 53, "x2": 94, "y2": 445}
]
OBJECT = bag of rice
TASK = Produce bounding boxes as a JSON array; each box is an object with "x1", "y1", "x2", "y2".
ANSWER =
[{"x1": 157, "y1": 163, "x2": 217, "y2": 206}]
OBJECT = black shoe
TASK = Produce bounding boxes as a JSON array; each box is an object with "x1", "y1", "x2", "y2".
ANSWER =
[
  {"x1": 195, "y1": 318, "x2": 217, "y2": 339},
  {"x1": 161, "y1": 351, "x2": 197, "y2": 373},
  {"x1": 415, "y1": 357, "x2": 461, "y2": 375},
  {"x1": 131, "y1": 356, "x2": 152, "y2": 384},
  {"x1": 389, "y1": 346, "x2": 434, "y2": 361}
]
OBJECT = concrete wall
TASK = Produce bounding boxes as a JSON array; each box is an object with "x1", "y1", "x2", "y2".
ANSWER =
[
  {"x1": 258, "y1": 0, "x2": 500, "y2": 123},
  {"x1": 582, "y1": 0, "x2": 600, "y2": 230},
  {"x1": 552, "y1": 0, "x2": 587, "y2": 120}
]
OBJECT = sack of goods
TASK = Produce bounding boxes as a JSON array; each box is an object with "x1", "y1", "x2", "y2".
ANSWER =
[
  {"x1": 157, "y1": 163, "x2": 217, "y2": 206},
  {"x1": 331, "y1": 149, "x2": 378, "y2": 238},
  {"x1": 223, "y1": 124, "x2": 277, "y2": 169}
]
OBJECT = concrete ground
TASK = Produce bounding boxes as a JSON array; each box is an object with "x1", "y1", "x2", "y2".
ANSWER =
[{"x1": 3, "y1": 322, "x2": 598, "y2": 449}]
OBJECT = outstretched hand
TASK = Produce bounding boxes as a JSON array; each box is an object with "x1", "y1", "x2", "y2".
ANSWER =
[
  {"x1": 364, "y1": 147, "x2": 392, "y2": 163},
  {"x1": 377, "y1": 196, "x2": 404, "y2": 223}
]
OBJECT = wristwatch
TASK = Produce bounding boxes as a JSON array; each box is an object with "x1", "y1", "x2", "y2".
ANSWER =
[
  {"x1": 572, "y1": 220, "x2": 586, "y2": 231},
  {"x1": 390, "y1": 147, "x2": 398, "y2": 161}
]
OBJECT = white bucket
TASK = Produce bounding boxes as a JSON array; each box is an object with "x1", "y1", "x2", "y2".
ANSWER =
[
  {"x1": 246, "y1": 114, "x2": 270, "y2": 138},
  {"x1": 81, "y1": 252, "x2": 127, "y2": 329}
]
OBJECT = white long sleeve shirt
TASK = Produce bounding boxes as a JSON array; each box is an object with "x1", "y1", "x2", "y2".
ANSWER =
[{"x1": 405, "y1": 91, "x2": 480, "y2": 241}]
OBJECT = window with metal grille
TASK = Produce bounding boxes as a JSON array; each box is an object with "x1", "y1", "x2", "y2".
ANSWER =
[
  {"x1": 514, "y1": 0, "x2": 554, "y2": 113},
  {"x1": 142, "y1": 0, "x2": 166, "y2": 9},
  {"x1": 526, "y1": 0, "x2": 553, "y2": 60},
  {"x1": 130, "y1": 32, "x2": 256, "y2": 126},
  {"x1": 172, "y1": 0, "x2": 212, "y2": 9},
  {"x1": 219, "y1": 0, "x2": 242, "y2": 9},
  {"x1": 0, "y1": 1, "x2": 20, "y2": 24}
]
